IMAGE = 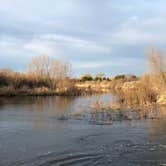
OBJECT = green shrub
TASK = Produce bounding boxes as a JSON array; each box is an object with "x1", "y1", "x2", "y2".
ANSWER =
[
  {"x1": 114, "y1": 74, "x2": 125, "y2": 80},
  {"x1": 80, "y1": 74, "x2": 93, "y2": 81}
]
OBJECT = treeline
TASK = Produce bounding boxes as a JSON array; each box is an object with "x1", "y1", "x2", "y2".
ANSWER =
[
  {"x1": 79, "y1": 73, "x2": 137, "y2": 82},
  {"x1": 0, "y1": 54, "x2": 139, "y2": 97},
  {"x1": 0, "y1": 55, "x2": 80, "y2": 96}
]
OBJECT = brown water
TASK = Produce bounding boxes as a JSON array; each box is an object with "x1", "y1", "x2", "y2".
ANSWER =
[{"x1": 0, "y1": 94, "x2": 166, "y2": 166}]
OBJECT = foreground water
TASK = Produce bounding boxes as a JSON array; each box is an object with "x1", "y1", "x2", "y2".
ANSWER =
[{"x1": 0, "y1": 94, "x2": 166, "y2": 166}]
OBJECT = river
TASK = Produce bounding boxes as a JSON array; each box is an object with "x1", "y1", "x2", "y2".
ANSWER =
[{"x1": 0, "y1": 94, "x2": 166, "y2": 166}]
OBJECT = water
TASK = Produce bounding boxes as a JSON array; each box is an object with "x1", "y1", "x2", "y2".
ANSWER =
[{"x1": 0, "y1": 94, "x2": 166, "y2": 166}]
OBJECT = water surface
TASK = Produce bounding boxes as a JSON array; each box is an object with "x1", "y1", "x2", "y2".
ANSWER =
[{"x1": 0, "y1": 94, "x2": 166, "y2": 166}]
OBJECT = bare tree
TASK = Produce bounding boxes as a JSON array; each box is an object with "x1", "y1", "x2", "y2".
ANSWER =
[
  {"x1": 27, "y1": 55, "x2": 72, "y2": 89},
  {"x1": 146, "y1": 48, "x2": 166, "y2": 85},
  {"x1": 51, "y1": 60, "x2": 71, "y2": 79},
  {"x1": 28, "y1": 55, "x2": 51, "y2": 77}
]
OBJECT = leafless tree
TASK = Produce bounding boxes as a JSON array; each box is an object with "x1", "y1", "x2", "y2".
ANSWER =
[
  {"x1": 146, "y1": 47, "x2": 166, "y2": 85},
  {"x1": 27, "y1": 55, "x2": 72, "y2": 89}
]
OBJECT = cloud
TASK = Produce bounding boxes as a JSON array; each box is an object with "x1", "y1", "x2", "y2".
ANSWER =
[
  {"x1": 0, "y1": 0, "x2": 166, "y2": 75},
  {"x1": 23, "y1": 39, "x2": 56, "y2": 56},
  {"x1": 21, "y1": 33, "x2": 112, "y2": 62},
  {"x1": 107, "y1": 16, "x2": 166, "y2": 46},
  {"x1": 41, "y1": 34, "x2": 111, "y2": 53},
  {"x1": 72, "y1": 57, "x2": 145, "y2": 76},
  {"x1": 0, "y1": 37, "x2": 25, "y2": 56}
]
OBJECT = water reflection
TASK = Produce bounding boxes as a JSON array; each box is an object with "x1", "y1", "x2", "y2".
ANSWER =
[
  {"x1": 0, "y1": 94, "x2": 114, "y2": 130},
  {"x1": 0, "y1": 95, "x2": 165, "y2": 127},
  {"x1": 147, "y1": 106, "x2": 166, "y2": 141}
]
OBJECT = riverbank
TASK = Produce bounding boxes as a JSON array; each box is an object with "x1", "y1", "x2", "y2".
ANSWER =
[
  {"x1": 1, "y1": 76, "x2": 166, "y2": 106},
  {"x1": 76, "y1": 79, "x2": 166, "y2": 106},
  {"x1": 0, "y1": 86, "x2": 82, "y2": 97},
  {"x1": 113, "y1": 75, "x2": 166, "y2": 106}
]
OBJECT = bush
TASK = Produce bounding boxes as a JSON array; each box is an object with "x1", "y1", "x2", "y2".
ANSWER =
[
  {"x1": 114, "y1": 74, "x2": 125, "y2": 80},
  {"x1": 94, "y1": 73, "x2": 105, "y2": 81},
  {"x1": 80, "y1": 74, "x2": 93, "y2": 81}
]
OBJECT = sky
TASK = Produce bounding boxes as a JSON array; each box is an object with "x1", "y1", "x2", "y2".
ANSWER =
[{"x1": 0, "y1": 0, "x2": 166, "y2": 76}]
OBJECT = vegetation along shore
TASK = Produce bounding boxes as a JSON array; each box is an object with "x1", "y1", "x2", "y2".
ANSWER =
[{"x1": 0, "y1": 48, "x2": 165, "y2": 106}]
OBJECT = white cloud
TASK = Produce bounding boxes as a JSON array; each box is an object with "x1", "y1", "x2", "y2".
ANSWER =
[
  {"x1": 41, "y1": 34, "x2": 111, "y2": 53},
  {"x1": 108, "y1": 16, "x2": 166, "y2": 45},
  {"x1": 73, "y1": 63, "x2": 103, "y2": 69},
  {"x1": 24, "y1": 39, "x2": 55, "y2": 55},
  {"x1": 73, "y1": 56, "x2": 143, "y2": 69},
  {"x1": 22, "y1": 34, "x2": 111, "y2": 60},
  {"x1": 0, "y1": 37, "x2": 25, "y2": 56}
]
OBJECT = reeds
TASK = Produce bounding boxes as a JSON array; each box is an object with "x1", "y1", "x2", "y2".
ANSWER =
[{"x1": 114, "y1": 48, "x2": 166, "y2": 106}]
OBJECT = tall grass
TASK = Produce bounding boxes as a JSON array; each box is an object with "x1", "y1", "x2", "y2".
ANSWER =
[{"x1": 115, "y1": 48, "x2": 166, "y2": 106}]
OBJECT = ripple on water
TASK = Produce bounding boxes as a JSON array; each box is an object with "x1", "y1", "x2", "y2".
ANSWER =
[
  {"x1": 12, "y1": 140, "x2": 166, "y2": 166},
  {"x1": 14, "y1": 152, "x2": 106, "y2": 166}
]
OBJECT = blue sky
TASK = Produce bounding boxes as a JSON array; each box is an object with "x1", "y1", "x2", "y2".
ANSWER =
[{"x1": 0, "y1": 0, "x2": 166, "y2": 76}]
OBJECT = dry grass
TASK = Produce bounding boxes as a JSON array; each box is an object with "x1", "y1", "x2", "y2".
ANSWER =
[
  {"x1": 0, "y1": 56, "x2": 79, "y2": 96},
  {"x1": 114, "y1": 48, "x2": 166, "y2": 106},
  {"x1": 117, "y1": 79, "x2": 157, "y2": 106},
  {"x1": 0, "y1": 69, "x2": 86, "y2": 96}
]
